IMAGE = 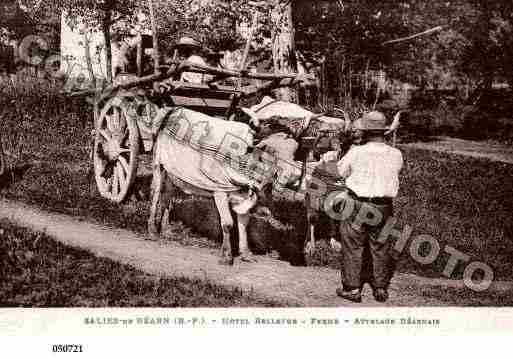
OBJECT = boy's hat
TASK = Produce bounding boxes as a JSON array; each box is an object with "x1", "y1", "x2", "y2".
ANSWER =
[
  {"x1": 353, "y1": 111, "x2": 389, "y2": 131},
  {"x1": 176, "y1": 36, "x2": 201, "y2": 49}
]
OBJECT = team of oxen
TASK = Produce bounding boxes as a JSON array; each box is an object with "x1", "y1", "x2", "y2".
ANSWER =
[{"x1": 147, "y1": 96, "x2": 400, "y2": 265}]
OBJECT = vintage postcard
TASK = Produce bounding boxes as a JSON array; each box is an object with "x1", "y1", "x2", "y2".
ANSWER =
[{"x1": 1, "y1": 0, "x2": 512, "y2": 354}]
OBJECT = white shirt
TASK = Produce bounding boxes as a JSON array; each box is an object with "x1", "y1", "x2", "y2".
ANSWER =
[
  {"x1": 320, "y1": 150, "x2": 340, "y2": 163},
  {"x1": 181, "y1": 55, "x2": 209, "y2": 84},
  {"x1": 337, "y1": 142, "x2": 403, "y2": 198}
]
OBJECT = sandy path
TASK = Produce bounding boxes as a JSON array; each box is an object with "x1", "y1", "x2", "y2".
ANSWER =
[{"x1": 400, "y1": 137, "x2": 513, "y2": 164}]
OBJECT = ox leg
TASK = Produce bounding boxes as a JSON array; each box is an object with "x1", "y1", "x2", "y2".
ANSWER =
[
  {"x1": 305, "y1": 223, "x2": 317, "y2": 256},
  {"x1": 237, "y1": 212, "x2": 257, "y2": 263},
  {"x1": 256, "y1": 183, "x2": 273, "y2": 217},
  {"x1": 159, "y1": 176, "x2": 174, "y2": 235},
  {"x1": 304, "y1": 193, "x2": 317, "y2": 256},
  {"x1": 148, "y1": 163, "x2": 165, "y2": 238},
  {"x1": 213, "y1": 192, "x2": 234, "y2": 266}
]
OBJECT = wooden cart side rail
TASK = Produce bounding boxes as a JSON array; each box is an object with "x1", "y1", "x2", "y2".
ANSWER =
[
  {"x1": 157, "y1": 78, "x2": 302, "y2": 97},
  {"x1": 67, "y1": 71, "x2": 168, "y2": 99},
  {"x1": 166, "y1": 60, "x2": 298, "y2": 81},
  {"x1": 68, "y1": 72, "x2": 306, "y2": 102}
]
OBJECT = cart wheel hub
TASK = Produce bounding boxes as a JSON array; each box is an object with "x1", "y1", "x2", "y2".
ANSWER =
[{"x1": 104, "y1": 138, "x2": 122, "y2": 161}]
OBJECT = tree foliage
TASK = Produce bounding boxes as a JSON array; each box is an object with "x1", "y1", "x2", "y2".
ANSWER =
[
  {"x1": 3, "y1": 0, "x2": 513, "y2": 95},
  {"x1": 294, "y1": 0, "x2": 513, "y2": 93}
]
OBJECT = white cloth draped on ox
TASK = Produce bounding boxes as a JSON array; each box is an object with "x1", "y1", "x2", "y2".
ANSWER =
[
  {"x1": 249, "y1": 96, "x2": 348, "y2": 135},
  {"x1": 154, "y1": 107, "x2": 258, "y2": 193}
]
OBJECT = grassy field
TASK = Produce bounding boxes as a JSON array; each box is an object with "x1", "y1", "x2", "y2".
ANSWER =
[
  {"x1": 1, "y1": 76, "x2": 512, "y2": 281},
  {"x1": 0, "y1": 220, "x2": 282, "y2": 307},
  {"x1": 394, "y1": 146, "x2": 513, "y2": 280}
]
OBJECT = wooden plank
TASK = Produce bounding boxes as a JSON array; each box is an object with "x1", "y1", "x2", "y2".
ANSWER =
[
  {"x1": 167, "y1": 84, "x2": 238, "y2": 100},
  {"x1": 167, "y1": 60, "x2": 298, "y2": 81},
  {"x1": 157, "y1": 80, "x2": 244, "y2": 95},
  {"x1": 68, "y1": 71, "x2": 305, "y2": 100},
  {"x1": 169, "y1": 96, "x2": 232, "y2": 109}
]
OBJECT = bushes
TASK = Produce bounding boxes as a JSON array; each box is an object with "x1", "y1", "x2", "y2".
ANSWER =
[
  {"x1": 405, "y1": 105, "x2": 463, "y2": 139},
  {"x1": 0, "y1": 75, "x2": 92, "y2": 164},
  {"x1": 459, "y1": 105, "x2": 513, "y2": 143},
  {"x1": 401, "y1": 88, "x2": 513, "y2": 142}
]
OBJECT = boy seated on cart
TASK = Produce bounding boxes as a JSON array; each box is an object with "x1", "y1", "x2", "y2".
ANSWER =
[{"x1": 174, "y1": 36, "x2": 213, "y2": 84}]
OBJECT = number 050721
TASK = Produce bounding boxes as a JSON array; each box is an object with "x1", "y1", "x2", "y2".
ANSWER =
[{"x1": 52, "y1": 345, "x2": 83, "y2": 353}]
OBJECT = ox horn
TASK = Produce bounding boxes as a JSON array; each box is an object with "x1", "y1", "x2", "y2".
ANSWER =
[
  {"x1": 311, "y1": 112, "x2": 326, "y2": 120},
  {"x1": 385, "y1": 110, "x2": 403, "y2": 135},
  {"x1": 334, "y1": 106, "x2": 352, "y2": 133},
  {"x1": 342, "y1": 110, "x2": 352, "y2": 133}
]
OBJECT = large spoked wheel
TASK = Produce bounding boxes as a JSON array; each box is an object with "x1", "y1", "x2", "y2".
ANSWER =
[{"x1": 93, "y1": 97, "x2": 140, "y2": 203}]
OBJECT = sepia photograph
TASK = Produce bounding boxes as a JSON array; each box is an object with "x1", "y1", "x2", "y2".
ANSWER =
[{"x1": 1, "y1": 0, "x2": 513, "y2": 351}]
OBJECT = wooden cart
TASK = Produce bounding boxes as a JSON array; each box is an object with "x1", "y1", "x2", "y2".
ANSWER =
[
  {"x1": 78, "y1": 59, "x2": 309, "y2": 203},
  {"x1": 69, "y1": 0, "x2": 318, "y2": 203}
]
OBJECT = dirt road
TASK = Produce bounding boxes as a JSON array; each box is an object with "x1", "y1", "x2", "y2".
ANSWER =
[
  {"x1": 3, "y1": 198, "x2": 512, "y2": 306},
  {"x1": 400, "y1": 137, "x2": 513, "y2": 164}
]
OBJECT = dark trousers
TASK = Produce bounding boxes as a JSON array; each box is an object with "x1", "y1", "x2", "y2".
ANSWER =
[{"x1": 339, "y1": 199, "x2": 395, "y2": 290}]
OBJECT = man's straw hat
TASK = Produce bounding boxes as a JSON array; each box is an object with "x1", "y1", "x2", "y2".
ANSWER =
[{"x1": 353, "y1": 111, "x2": 390, "y2": 131}]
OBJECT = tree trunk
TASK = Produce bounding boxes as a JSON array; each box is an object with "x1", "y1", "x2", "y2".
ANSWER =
[
  {"x1": 148, "y1": 0, "x2": 160, "y2": 74},
  {"x1": 102, "y1": 11, "x2": 113, "y2": 84},
  {"x1": 271, "y1": 0, "x2": 297, "y2": 103},
  {"x1": 83, "y1": 32, "x2": 96, "y2": 89},
  {"x1": 478, "y1": 0, "x2": 493, "y2": 93}
]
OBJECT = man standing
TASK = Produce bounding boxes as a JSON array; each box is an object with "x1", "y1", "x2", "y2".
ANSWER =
[{"x1": 335, "y1": 111, "x2": 403, "y2": 303}]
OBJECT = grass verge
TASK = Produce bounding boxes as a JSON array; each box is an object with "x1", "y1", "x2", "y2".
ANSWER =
[{"x1": 0, "y1": 220, "x2": 283, "y2": 307}]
